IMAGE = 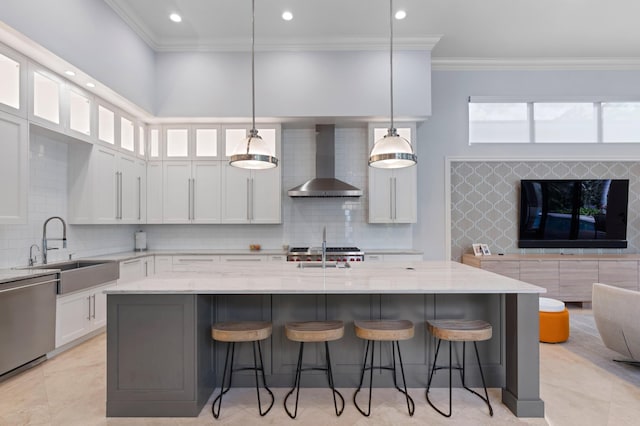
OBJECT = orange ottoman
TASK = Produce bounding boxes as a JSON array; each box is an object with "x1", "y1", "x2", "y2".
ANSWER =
[{"x1": 539, "y1": 298, "x2": 569, "y2": 343}]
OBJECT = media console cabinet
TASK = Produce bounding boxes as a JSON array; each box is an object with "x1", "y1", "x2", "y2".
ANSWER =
[{"x1": 462, "y1": 253, "x2": 640, "y2": 303}]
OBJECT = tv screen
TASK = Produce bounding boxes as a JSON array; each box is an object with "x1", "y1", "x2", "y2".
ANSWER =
[{"x1": 519, "y1": 179, "x2": 629, "y2": 248}]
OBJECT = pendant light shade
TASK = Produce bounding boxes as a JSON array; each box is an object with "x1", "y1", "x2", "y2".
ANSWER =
[
  {"x1": 230, "y1": 129, "x2": 278, "y2": 169},
  {"x1": 368, "y1": 128, "x2": 417, "y2": 168},
  {"x1": 229, "y1": 0, "x2": 278, "y2": 169},
  {"x1": 368, "y1": 0, "x2": 416, "y2": 169}
]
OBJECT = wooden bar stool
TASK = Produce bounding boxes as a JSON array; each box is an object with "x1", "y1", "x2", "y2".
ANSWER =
[
  {"x1": 426, "y1": 319, "x2": 494, "y2": 418},
  {"x1": 353, "y1": 320, "x2": 415, "y2": 417},
  {"x1": 283, "y1": 320, "x2": 345, "y2": 419},
  {"x1": 211, "y1": 321, "x2": 274, "y2": 419}
]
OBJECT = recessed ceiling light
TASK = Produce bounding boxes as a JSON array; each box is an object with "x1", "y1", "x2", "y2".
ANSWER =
[
  {"x1": 64, "y1": 70, "x2": 76, "y2": 76},
  {"x1": 282, "y1": 11, "x2": 293, "y2": 21},
  {"x1": 169, "y1": 13, "x2": 182, "y2": 23},
  {"x1": 86, "y1": 82, "x2": 96, "y2": 88},
  {"x1": 395, "y1": 10, "x2": 407, "y2": 20}
]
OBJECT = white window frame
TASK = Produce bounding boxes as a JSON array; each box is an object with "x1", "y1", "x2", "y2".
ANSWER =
[{"x1": 468, "y1": 96, "x2": 640, "y2": 145}]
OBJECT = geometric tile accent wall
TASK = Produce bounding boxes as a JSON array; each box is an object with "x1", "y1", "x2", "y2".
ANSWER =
[{"x1": 450, "y1": 161, "x2": 640, "y2": 261}]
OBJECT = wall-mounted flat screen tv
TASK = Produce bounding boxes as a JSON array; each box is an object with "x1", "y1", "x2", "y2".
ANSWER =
[{"x1": 519, "y1": 179, "x2": 629, "y2": 248}]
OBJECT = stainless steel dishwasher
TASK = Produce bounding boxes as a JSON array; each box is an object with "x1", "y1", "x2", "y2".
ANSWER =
[{"x1": 0, "y1": 273, "x2": 58, "y2": 378}]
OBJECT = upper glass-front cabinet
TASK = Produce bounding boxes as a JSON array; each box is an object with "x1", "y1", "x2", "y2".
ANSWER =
[
  {"x1": 163, "y1": 124, "x2": 221, "y2": 160},
  {"x1": 66, "y1": 86, "x2": 94, "y2": 142},
  {"x1": 29, "y1": 64, "x2": 65, "y2": 130},
  {"x1": 0, "y1": 46, "x2": 26, "y2": 117}
]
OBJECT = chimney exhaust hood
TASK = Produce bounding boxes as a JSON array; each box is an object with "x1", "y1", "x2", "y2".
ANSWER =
[{"x1": 287, "y1": 125, "x2": 363, "y2": 198}]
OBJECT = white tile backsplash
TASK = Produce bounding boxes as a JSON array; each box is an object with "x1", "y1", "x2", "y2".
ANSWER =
[
  {"x1": 0, "y1": 126, "x2": 412, "y2": 267},
  {"x1": 0, "y1": 132, "x2": 136, "y2": 268}
]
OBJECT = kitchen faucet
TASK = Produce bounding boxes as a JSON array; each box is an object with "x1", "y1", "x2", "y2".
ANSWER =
[
  {"x1": 28, "y1": 244, "x2": 40, "y2": 266},
  {"x1": 42, "y1": 216, "x2": 67, "y2": 264}
]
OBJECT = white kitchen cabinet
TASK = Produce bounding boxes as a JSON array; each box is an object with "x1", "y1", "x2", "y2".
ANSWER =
[
  {"x1": 118, "y1": 256, "x2": 154, "y2": 284},
  {"x1": 368, "y1": 124, "x2": 417, "y2": 224},
  {"x1": 221, "y1": 126, "x2": 281, "y2": 224},
  {"x1": 148, "y1": 126, "x2": 161, "y2": 160},
  {"x1": 164, "y1": 124, "x2": 220, "y2": 160},
  {"x1": 68, "y1": 145, "x2": 145, "y2": 224},
  {"x1": 365, "y1": 253, "x2": 423, "y2": 262},
  {"x1": 221, "y1": 164, "x2": 281, "y2": 224},
  {"x1": 163, "y1": 161, "x2": 221, "y2": 223},
  {"x1": 55, "y1": 281, "x2": 116, "y2": 348},
  {"x1": 172, "y1": 255, "x2": 219, "y2": 272},
  {"x1": 0, "y1": 111, "x2": 28, "y2": 224},
  {"x1": 146, "y1": 161, "x2": 163, "y2": 223},
  {"x1": 66, "y1": 85, "x2": 95, "y2": 143},
  {"x1": 0, "y1": 45, "x2": 27, "y2": 118},
  {"x1": 97, "y1": 102, "x2": 116, "y2": 147},
  {"x1": 136, "y1": 122, "x2": 146, "y2": 159},
  {"x1": 29, "y1": 63, "x2": 65, "y2": 132}
]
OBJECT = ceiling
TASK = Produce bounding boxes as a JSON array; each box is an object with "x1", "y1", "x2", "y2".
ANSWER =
[{"x1": 105, "y1": 0, "x2": 640, "y2": 60}]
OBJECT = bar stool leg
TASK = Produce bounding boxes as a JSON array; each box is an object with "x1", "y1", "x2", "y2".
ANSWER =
[
  {"x1": 393, "y1": 341, "x2": 415, "y2": 416},
  {"x1": 324, "y1": 341, "x2": 345, "y2": 416},
  {"x1": 460, "y1": 342, "x2": 494, "y2": 416},
  {"x1": 251, "y1": 340, "x2": 274, "y2": 416},
  {"x1": 212, "y1": 342, "x2": 236, "y2": 419},
  {"x1": 353, "y1": 339, "x2": 375, "y2": 416},
  {"x1": 425, "y1": 338, "x2": 453, "y2": 417},
  {"x1": 284, "y1": 342, "x2": 305, "y2": 419}
]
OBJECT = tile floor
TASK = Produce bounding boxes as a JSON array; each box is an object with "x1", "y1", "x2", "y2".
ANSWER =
[{"x1": 1, "y1": 312, "x2": 639, "y2": 425}]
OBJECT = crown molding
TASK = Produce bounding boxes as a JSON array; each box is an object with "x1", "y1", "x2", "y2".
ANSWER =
[
  {"x1": 432, "y1": 57, "x2": 640, "y2": 71},
  {"x1": 104, "y1": 0, "x2": 161, "y2": 50},
  {"x1": 147, "y1": 36, "x2": 442, "y2": 53}
]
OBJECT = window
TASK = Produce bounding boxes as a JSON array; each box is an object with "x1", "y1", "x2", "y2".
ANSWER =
[
  {"x1": 602, "y1": 102, "x2": 640, "y2": 143},
  {"x1": 534, "y1": 103, "x2": 596, "y2": 143},
  {"x1": 469, "y1": 103, "x2": 529, "y2": 143},
  {"x1": 469, "y1": 98, "x2": 640, "y2": 144}
]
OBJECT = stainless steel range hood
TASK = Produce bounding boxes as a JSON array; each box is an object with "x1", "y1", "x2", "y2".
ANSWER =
[{"x1": 288, "y1": 125, "x2": 363, "y2": 198}]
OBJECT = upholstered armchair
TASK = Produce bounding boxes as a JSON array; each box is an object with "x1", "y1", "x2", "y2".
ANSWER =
[{"x1": 592, "y1": 283, "x2": 640, "y2": 366}]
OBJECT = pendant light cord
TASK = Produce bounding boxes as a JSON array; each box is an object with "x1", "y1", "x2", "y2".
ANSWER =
[
  {"x1": 389, "y1": 0, "x2": 394, "y2": 131},
  {"x1": 251, "y1": 0, "x2": 256, "y2": 133}
]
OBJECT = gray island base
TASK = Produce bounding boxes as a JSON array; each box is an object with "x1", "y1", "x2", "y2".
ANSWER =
[{"x1": 105, "y1": 261, "x2": 545, "y2": 418}]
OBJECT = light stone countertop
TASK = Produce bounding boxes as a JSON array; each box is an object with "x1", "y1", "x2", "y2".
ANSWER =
[{"x1": 106, "y1": 260, "x2": 545, "y2": 295}]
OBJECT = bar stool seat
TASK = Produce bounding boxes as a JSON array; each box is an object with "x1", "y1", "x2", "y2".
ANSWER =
[
  {"x1": 285, "y1": 320, "x2": 344, "y2": 342},
  {"x1": 211, "y1": 321, "x2": 274, "y2": 419},
  {"x1": 212, "y1": 321, "x2": 272, "y2": 342},
  {"x1": 353, "y1": 320, "x2": 415, "y2": 417},
  {"x1": 284, "y1": 320, "x2": 345, "y2": 419},
  {"x1": 426, "y1": 319, "x2": 494, "y2": 418}
]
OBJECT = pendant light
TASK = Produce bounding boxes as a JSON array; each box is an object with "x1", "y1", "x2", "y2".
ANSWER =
[
  {"x1": 229, "y1": 0, "x2": 278, "y2": 169},
  {"x1": 368, "y1": 0, "x2": 417, "y2": 169}
]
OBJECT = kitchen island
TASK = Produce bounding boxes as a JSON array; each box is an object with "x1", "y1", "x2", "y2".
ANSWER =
[{"x1": 105, "y1": 261, "x2": 544, "y2": 418}]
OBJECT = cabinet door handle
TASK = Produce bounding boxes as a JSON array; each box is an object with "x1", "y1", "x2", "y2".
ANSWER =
[
  {"x1": 115, "y1": 172, "x2": 119, "y2": 219},
  {"x1": 187, "y1": 178, "x2": 192, "y2": 220},
  {"x1": 247, "y1": 178, "x2": 251, "y2": 221},
  {"x1": 389, "y1": 177, "x2": 393, "y2": 220},
  {"x1": 137, "y1": 176, "x2": 141, "y2": 220},
  {"x1": 87, "y1": 295, "x2": 92, "y2": 320},
  {"x1": 144, "y1": 261, "x2": 148, "y2": 277},
  {"x1": 393, "y1": 177, "x2": 397, "y2": 220},
  {"x1": 250, "y1": 177, "x2": 254, "y2": 221},
  {"x1": 191, "y1": 178, "x2": 196, "y2": 221},
  {"x1": 92, "y1": 294, "x2": 96, "y2": 319}
]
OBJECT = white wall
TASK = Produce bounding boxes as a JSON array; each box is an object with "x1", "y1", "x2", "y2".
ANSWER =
[
  {"x1": 416, "y1": 70, "x2": 640, "y2": 260},
  {"x1": 0, "y1": 0, "x2": 156, "y2": 113},
  {"x1": 0, "y1": 130, "x2": 136, "y2": 268},
  {"x1": 154, "y1": 50, "x2": 431, "y2": 119}
]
